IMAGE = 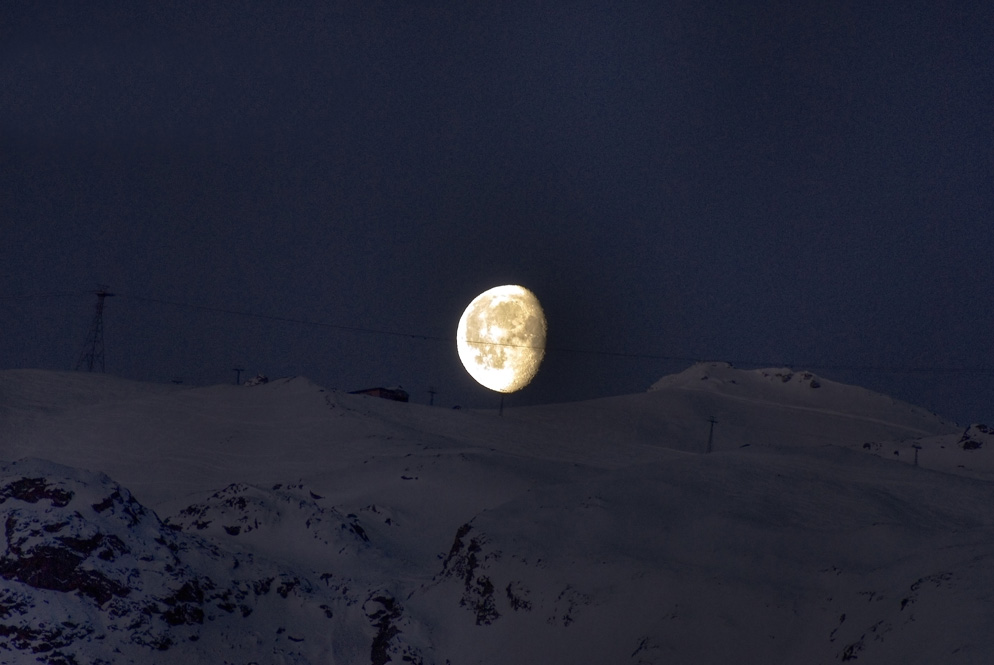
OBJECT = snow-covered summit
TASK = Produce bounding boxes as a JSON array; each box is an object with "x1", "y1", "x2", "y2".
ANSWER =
[
  {"x1": 505, "y1": 362, "x2": 958, "y2": 456},
  {"x1": 650, "y1": 361, "x2": 946, "y2": 422}
]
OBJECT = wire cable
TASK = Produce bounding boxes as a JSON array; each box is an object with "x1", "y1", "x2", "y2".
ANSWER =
[
  {"x1": 8, "y1": 290, "x2": 993, "y2": 376},
  {"x1": 120, "y1": 294, "x2": 451, "y2": 343},
  {"x1": 0, "y1": 292, "x2": 90, "y2": 301},
  {"x1": 117, "y1": 293, "x2": 994, "y2": 375}
]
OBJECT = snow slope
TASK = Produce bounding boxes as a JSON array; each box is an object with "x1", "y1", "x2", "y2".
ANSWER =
[
  {"x1": 0, "y1": 364, "x2": 990, "y2": 664},
  {"x1": 505, "y1": 362, "x2": 958, "y2": 457}
]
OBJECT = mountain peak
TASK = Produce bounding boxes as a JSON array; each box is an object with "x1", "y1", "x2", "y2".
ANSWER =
[{"x1": 651, "y1": 361, "x2": 825, "y2": 392}]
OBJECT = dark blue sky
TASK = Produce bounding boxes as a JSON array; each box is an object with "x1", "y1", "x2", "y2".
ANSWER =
[{"x1": 3, "y1": 1, "x2": 992, "y2": 424}]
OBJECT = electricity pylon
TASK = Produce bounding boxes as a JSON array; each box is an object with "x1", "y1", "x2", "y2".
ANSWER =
[{"x1": 75, "y1": 287, "x2": 114, "y2": 372}]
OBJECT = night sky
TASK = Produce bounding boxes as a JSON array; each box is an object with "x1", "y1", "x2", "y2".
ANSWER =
[{"x1": 3, "y1": 1, "x2": 992, "y2": 424}]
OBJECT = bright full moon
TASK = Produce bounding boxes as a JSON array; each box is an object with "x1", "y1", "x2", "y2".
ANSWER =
[{"x1": 456, "y1": 285, "x2": 547, "y2": 393}]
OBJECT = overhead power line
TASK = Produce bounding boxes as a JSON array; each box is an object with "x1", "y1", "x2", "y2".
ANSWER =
[
  {"x1": 0, "y1": 292, "x2": 90, "y2": 301},
  {"x1": 116, "y1": 293, "x2": 994, "y2": 376},
  {"x1": 6, "y1": 290, "x2": 993, "y2": 377},
  {"x1": 121, "y1": 294, "x2": 451, "y2": 342},
  {"x1": 120, "y1": 294, "x2": 700, "y2": 359}
]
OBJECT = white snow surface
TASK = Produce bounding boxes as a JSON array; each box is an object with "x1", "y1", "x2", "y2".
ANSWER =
[{"x1": 1, "y1": 363, "x2": 992, "y2": 664}]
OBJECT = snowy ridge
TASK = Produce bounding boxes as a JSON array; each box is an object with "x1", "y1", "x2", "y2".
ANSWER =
[
  {"x1": 1, "y1": 367, "x2": 993, "y2": 663},
  {"x1": 649, "y1": 362, "x2": 954, "y2": 431},
  {"x1": 505, "y1": 362, "x2": 958, "y2": 456},
  {"x1": 163, "y1": 480, "x2": 384, "y2": 575},
  {"x1": 404, "y1": 444, "x2": 994, "y2": 663},
  {"x1": 859, "y1": 422, "x2": 994, "y2": 479}
]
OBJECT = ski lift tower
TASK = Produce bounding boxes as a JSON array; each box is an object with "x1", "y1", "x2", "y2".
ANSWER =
[
  {"x1": 706, "y1": 416, "x2": 718, "y2": 454},
  {"x1": 75, "y1": 287, "x2": 114, "y2": 372}
]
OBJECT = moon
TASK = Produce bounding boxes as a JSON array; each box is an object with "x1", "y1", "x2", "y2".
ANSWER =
[{"x1": 456, "y1": 285, "x2": 547, "y2": 393}]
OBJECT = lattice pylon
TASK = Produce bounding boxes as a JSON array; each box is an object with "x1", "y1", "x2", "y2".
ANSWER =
[{"x1": 75, "y1": 287, "x2": 114, "y2": 372}]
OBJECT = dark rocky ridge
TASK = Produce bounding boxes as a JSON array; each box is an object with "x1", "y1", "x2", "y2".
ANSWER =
[{"x1": 0, "y1": 459, "x2": 428, "y2": 665}]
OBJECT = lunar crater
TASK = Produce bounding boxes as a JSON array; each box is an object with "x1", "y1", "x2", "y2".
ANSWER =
[{"x1": 456, "y1": 285, "x2": 547, "y2": 393}]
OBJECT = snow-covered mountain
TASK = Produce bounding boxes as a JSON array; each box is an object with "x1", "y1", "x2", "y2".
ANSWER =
[
  {"x1": 0, "y1": 458, "x2": 380, "y2": 664},
  {"x1": 1, "y1": 364, "x2": 992, "y2": 664}
]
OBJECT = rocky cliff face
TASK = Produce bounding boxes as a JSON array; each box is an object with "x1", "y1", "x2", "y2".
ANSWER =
[
  {"x1": 0, "y1": 459, "x2": 427, "y2": 665},
  {"x1": 959, "y1": 423, "x2": 994, "y2": 450}
]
